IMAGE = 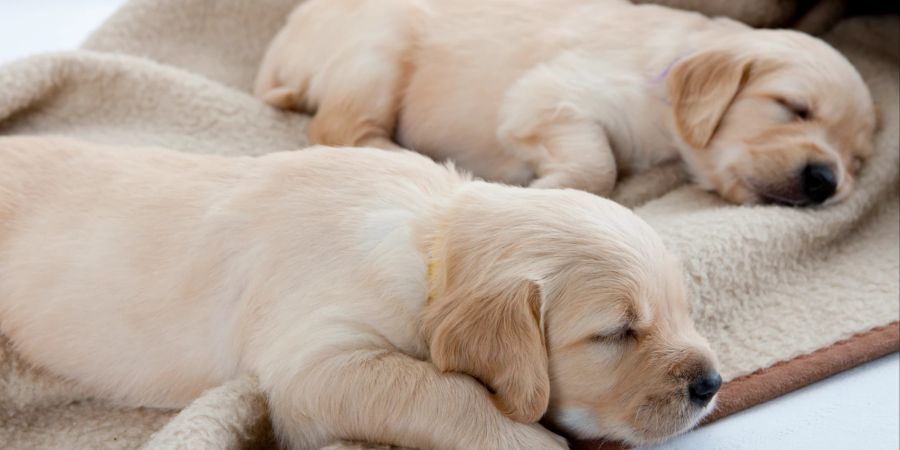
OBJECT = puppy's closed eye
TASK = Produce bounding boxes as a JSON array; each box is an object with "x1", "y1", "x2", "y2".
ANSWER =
[
  {"x1": 775, "y1": 97, "x2": 811, "y2": 121},
  {"x1": 590, "y1": 326, "x2": 637, "y2": 344}
]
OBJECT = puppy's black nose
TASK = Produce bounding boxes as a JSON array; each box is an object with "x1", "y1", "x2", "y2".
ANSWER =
[
  {"x1": 688, "y1": 372, "x2": 721, "y2": 407},
  {"x1": 801, "y1": 164, "x2": 837, "y2": 204}
]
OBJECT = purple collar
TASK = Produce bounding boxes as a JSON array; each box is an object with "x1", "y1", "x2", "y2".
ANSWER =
[
  {"x1": 651, "y1": 54, "x2": 689, "y2": 105},
  {"x1": 653, "y1": 55, "x2": 685, "y2": 83}
]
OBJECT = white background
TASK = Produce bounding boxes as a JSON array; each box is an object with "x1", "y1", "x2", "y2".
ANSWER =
[{"x1": 0, "y1": 2, "x2": 897, "y2": 449}]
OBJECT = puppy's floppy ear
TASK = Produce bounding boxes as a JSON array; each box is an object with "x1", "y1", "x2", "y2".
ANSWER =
[
  {"x1": 668, "y1": 50, "x2": 753, "y2": 149},
  {"x1": 423, "y1": 277, "x2": 550, "y2": 423}
]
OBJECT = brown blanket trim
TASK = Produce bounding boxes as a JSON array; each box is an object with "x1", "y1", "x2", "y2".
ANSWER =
[
  {"x1": 703, "y1": 321, "x2": 899, "y2": 422},
  {"x1": 573, "y1": 321, "x2": 900, "y2": 450}
]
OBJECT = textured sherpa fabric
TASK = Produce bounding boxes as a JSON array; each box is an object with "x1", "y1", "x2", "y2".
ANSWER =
[
  {"x1": 140, "y1": 376, "x2": 276, "y2": 450},
  {"x1": 0, "y1": 1, "x2": 897, "y2": 449}
]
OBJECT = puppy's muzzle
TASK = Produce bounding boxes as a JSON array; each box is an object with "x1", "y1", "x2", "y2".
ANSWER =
[{"x1": 759, "y1": 162, "x2": 838, "y2": 206}]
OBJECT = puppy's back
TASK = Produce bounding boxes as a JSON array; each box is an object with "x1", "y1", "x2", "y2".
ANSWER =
[
  {"x1": 0, "y1": 136, "x2": 246, "y2": 236},
  {"x1": 0, "y1": 136, "x2": 464, "y2": 245}
]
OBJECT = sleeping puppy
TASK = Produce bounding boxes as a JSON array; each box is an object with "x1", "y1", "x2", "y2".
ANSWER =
[
  {"x1": 255, "y1": 0, "x2": 876, "y2": 206},
  {"x1": 0, "y1": 136, "x2": 720, "y2": 448}
]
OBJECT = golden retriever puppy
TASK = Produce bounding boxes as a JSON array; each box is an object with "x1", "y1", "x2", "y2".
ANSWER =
[
  {"x1": 0, "y1": 136, "x2": 719, "y2": 448},
  {"x1": 255, "y1": 0, "x2": 876, "y2": 206}
]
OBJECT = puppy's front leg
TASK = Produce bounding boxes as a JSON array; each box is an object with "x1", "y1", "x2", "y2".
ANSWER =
[
  {"x1": 266, "y1": 348, "x2": 568, "y2": 450},
  {"x1": 498, "y1": 65, "x2": 618, "y2": 196},
  {"x1": 523, "y1": 120, "x2": 617, "y2": 197}
]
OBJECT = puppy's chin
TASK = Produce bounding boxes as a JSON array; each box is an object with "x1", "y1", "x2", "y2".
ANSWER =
[
  {"x1": 731, "y1": 174, "x2": 847, "y2": 207},
  {"x1": 704, "y1": 164, "x2": 810, "y2": 206},
  {"x1": 677, "y1": 146, "x2": 760, "y2": 205},
  {"x1": 717, "y1": 181, "x2": 762, "y2": 205},
  {"x1": 715, "y1": 176, "x2": 814, "y2": 207},
  {"x1": 550, "y1": 397, "x2": 717, "y2": 446},
  {"x1": 699, "y1": 169, "x2": 762, "y2": 205}
]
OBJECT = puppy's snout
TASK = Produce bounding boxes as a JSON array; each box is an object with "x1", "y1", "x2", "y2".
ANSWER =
[
  {"x1": 687, "y1": 372, "x2": 721, "y2": 407},
  {"x1": 801, "y1": 163, "x2": 837, "y2": 204}
]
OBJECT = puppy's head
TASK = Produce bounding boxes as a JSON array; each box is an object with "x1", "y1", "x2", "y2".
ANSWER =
[
  {"x1": 667, "y1": 30, "x2": 876, "y2": 206},
  {"x1": 422, "y1": 185, "x2": 719, "y2": 445}
]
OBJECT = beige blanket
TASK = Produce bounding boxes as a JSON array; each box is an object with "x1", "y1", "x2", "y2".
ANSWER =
[{"x1": 0, "y1": 1, "x2": 897, "y2": 449}]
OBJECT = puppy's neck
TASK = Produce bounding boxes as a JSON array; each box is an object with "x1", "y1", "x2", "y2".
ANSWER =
[
  {"x1": 423, "y1": 230, "x2": 445, "y2": 306},
  {"x1": 415, "y1": 202, "x2": 454, "y2": 307},
  {"x1": 651, "y1": 54, "x2": 687, "y2": 88}
]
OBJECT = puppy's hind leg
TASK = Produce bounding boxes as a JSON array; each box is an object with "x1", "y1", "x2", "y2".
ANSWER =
[
  {"x1": 498, "y1": 63, "x2": 619, "y2": 196},
  {"x1": 309, "y1": 74, "x2": 409, "y2": 151},
  {"x1": 256, "y1": 0, "x2": 423, "y2": 150},
  {"x1": 306, "y1": 1, "x2": 423, "y2": 150},
  {"x1": 499, "y1": 106, "x2": 618, "y2": 196}
]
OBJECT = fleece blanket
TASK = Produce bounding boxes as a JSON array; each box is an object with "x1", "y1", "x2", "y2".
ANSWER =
[{"x1": 0, "y1": 1, "x2": 897, "y2": 449}]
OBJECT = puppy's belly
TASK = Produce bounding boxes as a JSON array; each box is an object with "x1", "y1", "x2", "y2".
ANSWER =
[
  {"x1": 397, "y1": 48, "x2": 537, "y2": 186},
  {"x1": 405, "y1": 137, "x2": 535, "y2": 186},
  {"x1": 0, "y1": 302, "x2": 229, "y2": 408},
  {"x1": 397, "y1": 109, "x2": 534, "y2": 186},
  {"x1": 0, "y1": 255, "x2": 239, "y2": 407}
]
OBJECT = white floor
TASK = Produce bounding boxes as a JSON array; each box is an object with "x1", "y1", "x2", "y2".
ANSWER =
[
  {"x1": 646, "y1": 353, "x2": 899, "y2": 450},
  {"x1": 0, "y1": 1, "x2": 126, "y2": 62},
  {"x1": 1, "y1": 3, "x2": 898, "y2": 450}
]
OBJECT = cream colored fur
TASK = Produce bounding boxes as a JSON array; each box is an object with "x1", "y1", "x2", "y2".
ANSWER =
[
  {"x1": 256, "y1": 0, "x2": 875, "y2": 206},
  {"x1": 0, "y1": 137, "x2": 717, "y2": 448}
]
